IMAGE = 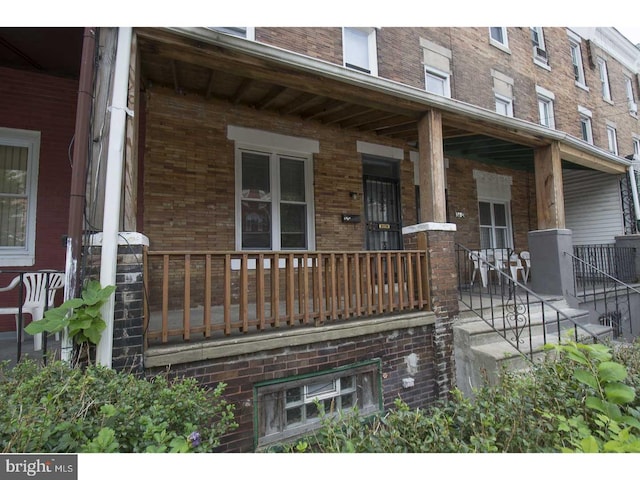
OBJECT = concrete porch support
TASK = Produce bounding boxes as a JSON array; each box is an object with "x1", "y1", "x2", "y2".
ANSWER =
[
  {"x1": 528, "y1": 228, "x2": 574, "y2": 296},
  {"x1": 614, "y1": 234, "x2": 640, "y2": 283},
  {"x1": 403, "y1": 222, "x2": 458, "y2": 400},
  {"x1": 534, "y1": 142, "x2": 566, "y2": 230}
]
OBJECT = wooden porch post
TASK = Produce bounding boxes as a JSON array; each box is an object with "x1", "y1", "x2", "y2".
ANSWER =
[
  {"x1": 123, "y1": 30, "x2": 140, "y2": 232},
  {"x1": 418, "y1": 110, "x2": 446, "y2": 223},
  {"x1": 533, "y1": 141, "x2": 565, "y2": 230}
]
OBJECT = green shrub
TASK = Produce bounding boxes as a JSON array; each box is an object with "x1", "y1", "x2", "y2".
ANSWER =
[
  {"x1": 0, "y1": 359, "x2": 237, "y2": 453},
  {"x1": 276, "y1": 341, "x2": 640, "y2": 453}
]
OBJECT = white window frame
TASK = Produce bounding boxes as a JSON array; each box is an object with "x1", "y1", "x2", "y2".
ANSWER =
[
  {"x1": 0, "y1": 127, "x2": 40, "y2": 267},
  {"x1": 424, "y1": 66, "x2": 451, "y2": 97},
  {"x1": 207, "y1": 27, "x2": 255, "y2": 40},
  {"x1": 568, "y1": 32, "x2": 587, "y2": 89},
  {"x1": 228, "y1": 126, "x2": 318, "y2": 251},
  {"x1": 578, "y1": 105, "x2": 593, "y2": 145},
  {"x1": 536, "y1": 86, "x2": 556, "y2": 129},
  {"x1": 473, "y1": 170, "x2": 514, "y2": 250},
  {"x1": 531, "y1": 27, "x2": 549, "y2": 68},
  {"x1": 342, "y1": 27, "x2": 378, "y2": 76},
  {"x1": 597, "y1": 57, "x2": 612, "y2": 102},
  {"x1": 625, "y1": 76, "x2": 638, "y2": 116},
  {"x1": 489, "y1": 27, "x2": 509, "y2": 52},
  {"x1": 495, "y1": 94, "x2": 514, "y2": 117},
  {"x1": 633, "y1": 136, "x2": 640, "y2": 161},
  {"x1": 606, "y1": 124, "x2": 619, "y2": 155}
]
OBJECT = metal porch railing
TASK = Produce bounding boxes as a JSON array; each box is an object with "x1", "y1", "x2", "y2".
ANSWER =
[
  {"x1": 456, "y1": 244, "x2": 602, "y2": 362},
  {"x1": 568, "y1": 250, "x2": 639, "y2": 340}
]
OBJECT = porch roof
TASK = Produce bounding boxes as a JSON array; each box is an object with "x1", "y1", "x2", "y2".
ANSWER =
[{"x1": 135, "y1": 27, "x2": 630, "y2": 175}]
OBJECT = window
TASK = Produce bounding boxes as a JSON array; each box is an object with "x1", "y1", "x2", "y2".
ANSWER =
[
  {"x1": 208, "y1": 27, "x2": 255, "y2": 40},
  {"x1": 473, "y1": 170, "x2": 513, "y2": 249},
  {"x1": 530, "y1": 27, "x2": 549, "y2": 66},
  {"x1": 568, "y1": 34, "x2": 586, "y2": 87},
  {"x1": 425, "y1": 67, "x2": 451, "y2": 97},
  {"x1": 0, "y1": 128, "x2": 40, "y2": 267},
  {"x1": 536, "y1": 86, "x2": 556, "y2": 129},
  {"x1": 489, "y1": 27, "x2": 509, "y2": 49},
  {"x1": 578, "y1": 106, "x2": 593, "y2": 144},
  {"x1": 597, "y1": 58, "x2": 612, "y2": 102},
  {"x1": 343, "y1": 27, "x2": 378, "y2": 75},
  {"x1": 228, "y1": 126, "x2": 317, "y2": 251},
  {"x1": 607, "y1": 124, "x2": 618, "y2": 155},
  {"x1": 254, "y1": 361, "x2": 381, "y2": 448},
  {"x1": 625, "y1": 76, "x2": 638, "y2": 115},
  {"x1": 633, "y1": 137, "x2": 640, "y2": 161},
  {"x1": 479, "y1": 201, "x2": 511, "y2": 249},
  {"x1": 495, "y1": 94, "x2": 513, "y2": 117}
]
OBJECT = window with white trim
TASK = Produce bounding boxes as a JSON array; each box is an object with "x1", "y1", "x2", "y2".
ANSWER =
[
  {"x1": 254, "y1": 361, "x2": 381, "y2": 448},
  {"x1": 597, "y1": 57, "x2": 612, "y2": 102},
  {"x1": 228, "y1": 126, "x2": 317, "y2": 251},
  {"x1": 578, "y1": 106, "x2": 593, "y2": 144},
  {"x1": 489, "y1": 27, "x2": 508, "y2": 49},
  {"x1": 537, "y1": 86, "x2": 555, "y2": 129},
  {"x1": 207, "y1": 27, "x2": 255, "y2": 40},
  {"x1": 495, "y1": 94, "x2": 513, "y2": 117},
  {"x1": 425, "y1": 67, "x2": 451, "y2": 97},
  {"x1": 607, "y1": 124, "x2": 618, "y2": 155},
  {"x1": 473, "y1": 170, "x2": 513, "y2": 249},
  {"x1": 625, "y1": 76, "x2": 638, "y2": 116},
  {"x1": 633, "y1": 137, "x2": 640, "y2": 161},
  {"x1": 568, "y1": 33, "x2": 586, "y2": 87},
  {"x1": 342, "y1": 27, "x2": 378, "y2": 75},
  {"x1": 531, "y1": 27, "x2": 549, "y2": 66},
  {"x1": 0, "y1": 128, "x2": 40, "y2": 267}
]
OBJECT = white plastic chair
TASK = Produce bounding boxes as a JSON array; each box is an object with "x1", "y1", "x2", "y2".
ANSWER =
[
  {"x1": 520, "y1": 251, "x2": 531, "y2": 283},
  {"x1": 0, "y1": 271, "x2": 65, "y2": 351},
  {"x1": 469, "y1": 250, "x2": 489, "y2": 287}
]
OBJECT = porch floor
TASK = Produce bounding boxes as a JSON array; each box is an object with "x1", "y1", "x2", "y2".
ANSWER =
[{"x1": 0, "y1": 332, "x2": 61, "y2": 367}]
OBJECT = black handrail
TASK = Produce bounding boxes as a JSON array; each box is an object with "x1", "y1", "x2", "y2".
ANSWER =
[{"x1": 456, "y1": 244, "x2": 602, "y2": 361}]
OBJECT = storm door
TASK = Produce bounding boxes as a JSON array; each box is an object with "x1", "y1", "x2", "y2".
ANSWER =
[{"x1": 363, "y1": 157, "x2": 403, "y2": 251}]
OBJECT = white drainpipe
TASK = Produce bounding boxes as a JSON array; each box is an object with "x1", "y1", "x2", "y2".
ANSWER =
[
  {"x1": 96, "y1": 27, "x2": 133, "y2": 368},
  {"x1": 629, "y1": 164, "x2": 640, "y2": 230}
]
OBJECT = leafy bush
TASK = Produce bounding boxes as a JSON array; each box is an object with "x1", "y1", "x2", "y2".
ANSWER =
[
  {"x1": 275, "y1": 340, "x2": 640, "y2": 453},
  {"x1": 0, "y1": 359, "x2": 237, "y2": 453}
]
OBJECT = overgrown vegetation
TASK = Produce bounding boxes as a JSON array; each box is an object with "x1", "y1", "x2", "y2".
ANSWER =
[
  {"x1": 0, "y1": 359, "x2": 237, "y2": 453},
  {"x1": 276, "y1": 340, "x2": 640, "y2": 453}
]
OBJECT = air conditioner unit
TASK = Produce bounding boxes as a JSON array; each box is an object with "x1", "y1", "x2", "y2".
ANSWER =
[
  {"x1": 534, "y1": 46, "x2": 548, "y2": 61},
  {"x1": 629, "y1": 101, "x2": 638, "y2": 114}
]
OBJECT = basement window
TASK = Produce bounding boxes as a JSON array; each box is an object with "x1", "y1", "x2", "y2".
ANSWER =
[
  {"x1": 254, "y1": 360, "x2": 382, "y2": 449},
  {"x1": 0, "y1": 128, "x2": 40, "y2": 267}
]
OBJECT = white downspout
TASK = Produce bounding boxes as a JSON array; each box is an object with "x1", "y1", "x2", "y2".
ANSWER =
[
  {"x1": 96, "y1": 27, "x2": 133, "y2": 368},
  {"x1": 629, "y1": 165, "x2": 640, "y2": 231}
]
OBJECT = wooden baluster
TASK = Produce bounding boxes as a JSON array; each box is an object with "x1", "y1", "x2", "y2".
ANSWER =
[
  {"x1": 162, "y1": 255, "x2": 169, "y2": 343},
  {"x1": 183, "y1": 254, "x2": 191, "y2": 340},
  {"x1": 272, "y1": 253, "x2": 280, "y2": 327},
  {"x1": 257, "y1": 253, "x2": 265, "y2": 330},
  {"x1": 224, "y1": 254, "x2": 231, "y2": 336},
  {"x1": 204, "y1": 254, "x2": 211, "y2": 338}
]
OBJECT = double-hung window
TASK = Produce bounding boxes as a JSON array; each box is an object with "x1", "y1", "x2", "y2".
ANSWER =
[
  {"x1": 489, "y1": 27, "x2": 509, "y2": 50},
  {"x1": 597, "y1": 58, "x2": 612, "y2": 102},
  {"x1": 633, "y1": 137, "x2": 640, "y2": 161},
  {"x1": 425, "y1": 67, "x2": 451, "y2": 97},
  {"x1": 479, "y1": 201, "x2": 511, "y2": 249},
  {"x1": 208, "y1": 27, "x2": 255, "y2": 40},
  {"x1": 495, "y1": 94, "x2": 514, "y2": 117},
  {"x1": 229, "y1": 126, "x2": 317, "y2": 251},
  {"x1": 578, "y1": 106, "x2": 593, "y2": 144},
  {"x1": 343, "y1": 27, "x2": 378, "y2": 75},
  {"x1": 625, "y1": 76, "x2": 638, "y2": 115},
  {"x1": 531, "y1": 27, "x2": 549, "y2": 66},
  {"x1": 0, "y1": 128, "x2": 40, "y2": 267},
  {"x1": 536, "y1": 86, "x2": 556, "y2": 129},
  {"x1": 607, "y1": 124, "x2": 619, "y2": 155},
  {"x1": 568, "y1": 32, "x2": 586, "y2": 87}
]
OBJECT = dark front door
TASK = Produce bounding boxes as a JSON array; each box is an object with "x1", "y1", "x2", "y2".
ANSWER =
[{"x1": 363, "y1": 174, "x2": 402, "y2": 251}]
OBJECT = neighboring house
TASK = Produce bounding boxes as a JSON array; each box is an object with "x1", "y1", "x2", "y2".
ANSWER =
[{"x1": 1, "y1": 26, "x2": 639, "y2": 452}]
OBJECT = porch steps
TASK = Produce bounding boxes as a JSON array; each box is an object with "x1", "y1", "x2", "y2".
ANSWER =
[{"x1": 454, "y1": 297, "x2": 611, "y2": 396}]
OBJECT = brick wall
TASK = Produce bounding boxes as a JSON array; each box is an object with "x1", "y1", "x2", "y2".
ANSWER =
[
  {"x1": 145, "y1": 322, "x2": 438, "y2": 452},
  {"x1": 0, "y1": 67, "x2": 77, "y2": 331}
]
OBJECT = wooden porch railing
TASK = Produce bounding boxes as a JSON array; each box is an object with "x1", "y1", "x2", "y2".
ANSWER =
[{"x1": 143, "y1": 250, "x2": 430, "y2": 346}]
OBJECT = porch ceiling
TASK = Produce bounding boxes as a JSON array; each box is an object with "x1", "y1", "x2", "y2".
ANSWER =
[{"x1": 134, "y1": 28, "x2": 595, "y2": 173}]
